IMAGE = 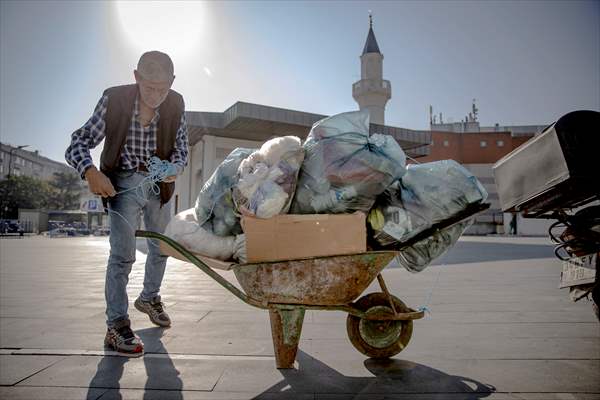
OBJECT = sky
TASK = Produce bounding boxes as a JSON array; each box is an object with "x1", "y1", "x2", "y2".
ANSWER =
[{"x1": 1, "y1": 0, "x2": 599, "y2": 164}]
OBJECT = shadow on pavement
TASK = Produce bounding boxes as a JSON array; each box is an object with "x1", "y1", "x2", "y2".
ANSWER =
[
  {"x1": 138, "y1": 327, "x2": 183, "y2": 399},
  {"x1": 86, "y1": 356, "x2": 128, "y2": 400},
  {"x1": 255, "y1": 350, "x2": 495, "y2": 398},
  {"x1": 86, "y1": 327, "x2": 182, "y2": 400}
]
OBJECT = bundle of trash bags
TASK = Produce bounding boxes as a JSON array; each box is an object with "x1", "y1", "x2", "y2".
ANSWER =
[
  {"x1": 164, "y1": 110, "x2": 487, "y2": 271},
  {"x1": 368, "y1": 160, "x2": 488, "y2": 246},
  {"x1": 166, "y1": 136, "x2": 304, "y2": 262},
  {"x1": 291, "y1": 110, "x2": 407, "y2": 214}
]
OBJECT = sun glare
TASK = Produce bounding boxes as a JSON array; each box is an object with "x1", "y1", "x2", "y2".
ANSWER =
[{"x1": 115, "y1": 1, "x2": 204, "y2": 59}]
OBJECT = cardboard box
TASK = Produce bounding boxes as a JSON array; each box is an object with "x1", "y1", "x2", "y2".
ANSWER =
[{"x1": 241, "y1": 212, "x2": 366, "y2": 263}]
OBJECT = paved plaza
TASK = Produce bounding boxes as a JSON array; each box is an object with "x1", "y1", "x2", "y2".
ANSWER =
[{"x1": 0, "y1": 234, "x2": 598, "y2": 399}]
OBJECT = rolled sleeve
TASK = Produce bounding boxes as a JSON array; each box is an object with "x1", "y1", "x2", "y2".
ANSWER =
[
  {"x1": 65, "y1": 95, "x2": 108, "y2": 179},
  {"x1": 169, "y1": 111, "x2": 189, "y2": 174}
]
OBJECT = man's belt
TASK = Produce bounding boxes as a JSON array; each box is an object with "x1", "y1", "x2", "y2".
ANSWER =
[{"x1": 118, "y1": 164, "x2": 148, "y2": 173}]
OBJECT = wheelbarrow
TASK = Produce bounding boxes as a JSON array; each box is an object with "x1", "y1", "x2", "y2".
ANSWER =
[{"x1": 135, "y1": 203, "x2": 489, "y2": 369}]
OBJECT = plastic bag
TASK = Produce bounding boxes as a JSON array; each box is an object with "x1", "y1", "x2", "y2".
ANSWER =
[
  {"x1": 194, "y1": 148, "x2": 254, "y2": 236},
  {"x1": 370, "y1": 160, "x2": 488, "y2": 246},
  {"x1": 234, "y1": 136, "x2": 304, "y2": 218},
  {"x1": 291, "y1": 110, "x2": 407, "y2": 214},
  {"x1": 164, "y1": 208, "x2": 246, "y2": 261},
  {"x1": 396, "y1": 219, "x2": 472, "y2": 273}
]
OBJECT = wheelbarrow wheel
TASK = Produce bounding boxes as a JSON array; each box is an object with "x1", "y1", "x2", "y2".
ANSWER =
[{"x1": 346, "y1": 292, "x2": 413, "y2": 359}]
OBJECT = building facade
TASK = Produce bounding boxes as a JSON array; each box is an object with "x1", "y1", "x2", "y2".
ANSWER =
[
  {"x1": 425, "y1": 103, "x2": 549, "y2": 233},
  {"x1": 0, "y1": 142, "x2": 75, "y2": 180}
]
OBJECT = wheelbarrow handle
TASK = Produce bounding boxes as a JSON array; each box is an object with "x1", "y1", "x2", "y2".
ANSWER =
[{"x1": 135, "y1": 230, "x2": 266, "y2": 309}]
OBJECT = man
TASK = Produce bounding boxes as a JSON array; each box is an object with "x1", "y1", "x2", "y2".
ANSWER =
[
  {"x1": 65, "y1": 51, "x2": 188, "y2": 356},
  {"x1": 509, "y1": 212, "x2": 518, "y2": 235}
]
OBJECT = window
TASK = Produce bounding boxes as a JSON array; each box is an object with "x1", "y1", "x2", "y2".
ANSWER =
[
  {"x1": 480, "y1": 140, "x2": 487, "y2": 148},
  {"x1": 443, "y1": 140, "x2": 450, "y2": 147},
  {"x1": 430, "y1": 140, "x2": 434, "y2": 146},
  {"x1": 497, "y1": 140, "x2": 504, "y2": 147},
  {"x1": 14, "y1": 169, "x2": 21, "y2": 177},
  {"x1": 0, "y1": 165, "x2": 3, "y2": 174}
]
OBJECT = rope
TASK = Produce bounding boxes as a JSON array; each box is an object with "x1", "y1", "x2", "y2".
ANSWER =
[
  {"x1": 102, "y1": 157, "x2": 175, "y2": 239},
  {"x1": 417, "y1": 264, "x2": 443, "y2": 316}
]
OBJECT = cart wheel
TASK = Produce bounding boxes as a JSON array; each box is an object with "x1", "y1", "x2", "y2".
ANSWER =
[{"x1": 346, "y1": 292, "x2": 413, "y2": 359}]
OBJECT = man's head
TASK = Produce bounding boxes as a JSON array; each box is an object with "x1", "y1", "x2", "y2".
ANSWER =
[{"x1": 134, "y1": 51, "x2": 175, "y2": 109}]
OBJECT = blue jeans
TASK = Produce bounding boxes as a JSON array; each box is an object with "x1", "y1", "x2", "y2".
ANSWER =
[{"x1": 105, "y1": 170, "x2": 171, "y2": 327}]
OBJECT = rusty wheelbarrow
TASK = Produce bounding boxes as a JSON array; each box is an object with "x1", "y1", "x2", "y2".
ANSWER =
[{"x1": 135, "y1": 230, "x2": 424, "y2": 368}]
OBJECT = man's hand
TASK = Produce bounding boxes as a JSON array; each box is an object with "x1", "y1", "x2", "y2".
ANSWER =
[
  {"x1": 85, "y1": 167, "x2": 116, "y2": 198},
  {"x1": 161, "y1": 162, "x2": 178, "y2": 183}
]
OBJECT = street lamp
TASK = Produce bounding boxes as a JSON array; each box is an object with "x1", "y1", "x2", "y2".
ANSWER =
[{"x1": 7, "y1": 145, "x2": 29, "y2": 178}]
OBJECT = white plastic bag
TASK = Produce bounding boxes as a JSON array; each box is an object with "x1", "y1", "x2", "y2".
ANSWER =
[
  {"x1": 234, "y1": 136, "x2": 304, "y2": 218},
  {"x1": 165, "y1": 208, "x2": 246, "y2": 261}
]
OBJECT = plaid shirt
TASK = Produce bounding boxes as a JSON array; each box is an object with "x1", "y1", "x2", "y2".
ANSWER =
[{"x1": 65, "y1": 94, "x2": 189, "y2": 179}]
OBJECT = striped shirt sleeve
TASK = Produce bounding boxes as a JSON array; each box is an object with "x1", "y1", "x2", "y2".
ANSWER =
[
  {"x1": 65, "y1": 95, "x2": 108, "y2": 179},
  {"x1": 169, "y1": 111, "x2": 189, "y2": 175}
]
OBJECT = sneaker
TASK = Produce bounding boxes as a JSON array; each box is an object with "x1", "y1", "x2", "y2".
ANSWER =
[
  {"x1": 104, "y1": 319, "x2": 144, "y2": 356},
  {"x1": 134, "y1": 296, "x2": 171, "y2": 327}
]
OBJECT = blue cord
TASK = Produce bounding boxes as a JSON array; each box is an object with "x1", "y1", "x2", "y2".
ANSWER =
[
  {"x1": 103, "y1": 157, "x2": 175, "y2": 237},
  {"x1": 418, "y1": 264, "x2": 444, "y2": 316}
]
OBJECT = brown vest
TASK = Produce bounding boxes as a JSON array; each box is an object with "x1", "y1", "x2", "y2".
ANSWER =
[{"x1": 100, "y1": 84, "x2": 184, "y2": 208}]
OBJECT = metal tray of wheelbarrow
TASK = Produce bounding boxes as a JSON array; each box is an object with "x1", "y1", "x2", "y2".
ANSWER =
[
  {"x1": 160, "y1": 238, "x2": 396, "y2": 305},
  {"x1": 232, "y1": 251, "x2": 396, "y2": 306}
]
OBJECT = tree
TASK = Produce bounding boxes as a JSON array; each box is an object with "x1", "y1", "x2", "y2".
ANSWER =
[
  {"x1": 47, "y1": 172, "x2": 82, "y2": 210},
  {"x1": 0, "y1": 176, "x2": 50, "y2": 219}
]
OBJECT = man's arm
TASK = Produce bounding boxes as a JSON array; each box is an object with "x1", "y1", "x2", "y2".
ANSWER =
[
  {"x1": 164, "y1": 111, "x2": 189, "y2": 182},
  {"x1": 65, "y1": 95, "x2": 116, "y2": 197}
]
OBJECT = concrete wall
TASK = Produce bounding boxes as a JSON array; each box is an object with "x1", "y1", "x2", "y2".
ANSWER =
[{"x1": 18, "y1": 209, "x2": 48, "y2": 233}]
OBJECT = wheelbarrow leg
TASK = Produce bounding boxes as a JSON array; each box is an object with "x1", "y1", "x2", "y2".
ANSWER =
[{"x1": 269, "y1": 308, "x2": 305, "y2": 369}]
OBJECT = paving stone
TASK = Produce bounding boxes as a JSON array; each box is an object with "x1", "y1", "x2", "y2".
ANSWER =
[
  {"x1": 0, "y1": 386, "x2": 107, "y2": 400},
  {"x1": 17, "y1": 355, "x2": 223, "y2": 391},
  {"x1": 0, "y1": 354, "x2": 64, "y2": 385}
]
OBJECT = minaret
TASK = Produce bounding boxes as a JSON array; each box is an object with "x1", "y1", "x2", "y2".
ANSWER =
[{"x1": 352, "y1": 14, "x2": 391, "y2": 125}]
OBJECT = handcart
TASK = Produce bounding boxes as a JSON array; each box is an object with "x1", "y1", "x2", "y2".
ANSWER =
[{"x1": 136, "y1": 203, "x2": 489, "y2": 368}]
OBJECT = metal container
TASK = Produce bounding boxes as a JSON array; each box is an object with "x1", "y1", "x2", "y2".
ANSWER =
[
  {"x1": 233, "y1": 251, "x2": 396, "y2": 305},
  {"x1": 493, "y1": 110, "x2": 600, "y2": 216}
]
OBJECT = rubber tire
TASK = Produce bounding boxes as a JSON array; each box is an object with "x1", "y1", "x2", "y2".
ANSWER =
[{"x1": 346, "y1": 292, "x2": 413, "y2": 359}]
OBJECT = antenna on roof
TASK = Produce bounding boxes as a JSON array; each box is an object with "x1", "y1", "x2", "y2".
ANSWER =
[
  {"x1": 429, "y1": 105, "x2": 433, "y2": 125},
  {"x1": 472, "y1": 98, "x2": 479, "y2": 122},
  {"x1": 369, "y1": 10, "x2": 373, "y2": 28}
]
